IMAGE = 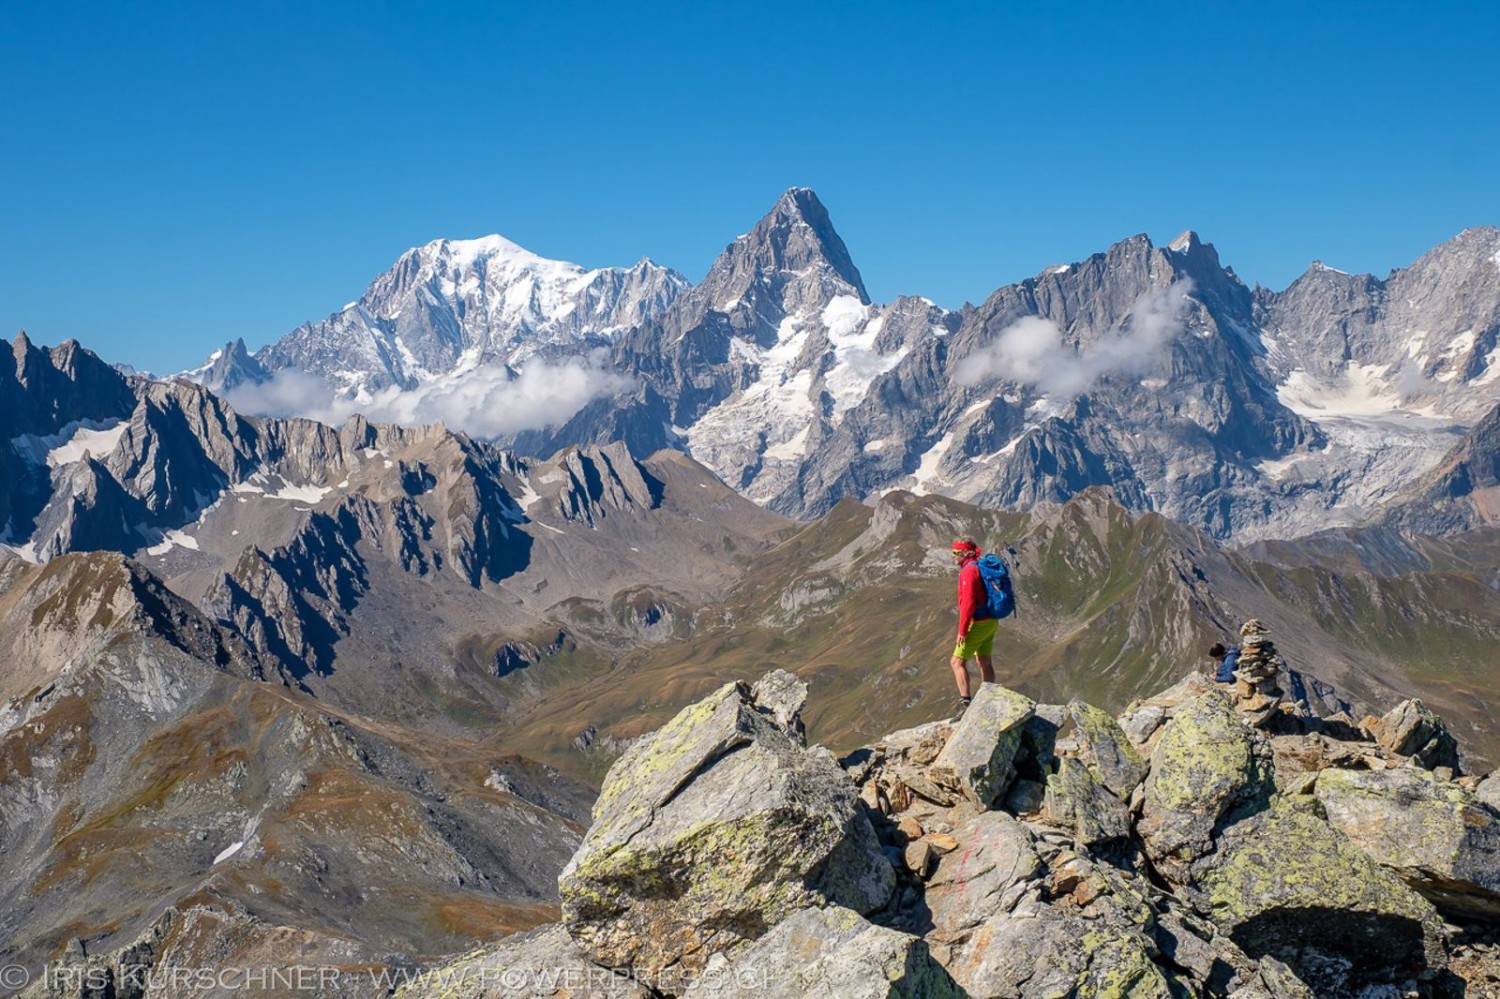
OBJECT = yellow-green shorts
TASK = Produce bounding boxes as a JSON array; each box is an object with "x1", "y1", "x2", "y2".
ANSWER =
[{"x1": 953, "y1": 618, "x2": 999, "y2": 659}]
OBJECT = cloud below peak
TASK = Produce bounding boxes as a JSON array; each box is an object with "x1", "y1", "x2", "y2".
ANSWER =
[
  {"x1": 224, "y1": 349, "x2": 633, "y2": 439},
  {"x1": 956, "y1": 279, "x2": 1196, "y2": 400}
]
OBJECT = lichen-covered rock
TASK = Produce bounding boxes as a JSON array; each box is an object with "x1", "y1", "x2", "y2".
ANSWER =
[
  {"x1": 1193, "y1": 801, "x2": 1449, "y2": 992},
  {"x1": 1067, "y1": 699, "x2": 1148, "y2": 799},
  {"x1": 559, "y1": 675, "x2": 894, "y2": 974},
  {"x1": 1227, "y1": 956, "x2": 1318, "y2": 999},
  {"x1": 921, "y1": 812, "x2": 1043, "y2": 947},
  {"x1": 680, "y1": 906, "x2": 964, "y2": 999},
  {"x1": 928, "y1": 684, "x2": 1035, "y2": 808},
  {"x1": 1043, "y1": 756, "x2": 1132, "y2": 846},
  {"x1": 1138, "y1": 689, "x2": 1274, "y2": 883},
  {"x1": 946, "y1": 848, "x2": 1183, "y2": 999},
  {"x1": 1368, "y1": 698, "x2": 1461, "y2": 772},
  {"x1": 393, "y1": 925, "x2": 650, "y2": 999},
  {"x1": 1315, "y1": 766, "x2": 1500, "y2": 918}
]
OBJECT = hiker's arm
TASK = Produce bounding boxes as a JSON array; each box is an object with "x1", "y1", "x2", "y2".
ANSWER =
[{"x1": 956, "y1": 566, "x2": 979, "y2": 638}]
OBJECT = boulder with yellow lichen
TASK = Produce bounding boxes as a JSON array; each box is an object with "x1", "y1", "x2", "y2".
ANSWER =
[{"x1": 557, "y1": 671, "x2": 894, "y2": 977}]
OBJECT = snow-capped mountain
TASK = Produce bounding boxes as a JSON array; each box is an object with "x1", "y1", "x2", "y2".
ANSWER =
[
  {"x1": 519, "y1": 195, "x2": 1500, "y2": 540},
  {"x1": 516, "y1": 188, "x2": 961, "y2": 503},
  {"x1": 1258, "y1": 227, "x2": 1500, "y2": 422},
  {"x1": 205, "y1": 235, "x2": 688, "y2": 397},
  {"x1": 181, "y1": 190, "x2": 1500, "y2": 542},
  {"x1": 520, "y1": 195, "x2": 1310, "y2": 535}
]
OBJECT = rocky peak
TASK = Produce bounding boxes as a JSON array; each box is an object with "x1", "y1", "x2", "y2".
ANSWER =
[
  {"x1": 1257, "y1": 224, "x2": 1500, "y2": 421},
  {"x1": 1164, "y1": 229, "x2": 1223, "y2": 276},
  {"x1": 0, "y1": 334, "x2": 136, "y2": 438},
  {"x1": 667, "y1": 188, "x2": 868, "y2": 337},
  {"x1": 190, "y1": 338, "x2": 268, "y2": 395},
  {"x1": 758, "y1": 187, "x2": 869, "y2": 302},
  {"x1": 1157, "y1": 230, "x2": 1252, "y2": 318},
  {"x1": 408, "y1": 665, "x2": 1500, "y2": 996},
  {"x1": 549, "y1": 441, "x2": 661, "y2": 525},
  {"x1": 1415, "y1": 224, "x2": 1500, "y2": 268}
]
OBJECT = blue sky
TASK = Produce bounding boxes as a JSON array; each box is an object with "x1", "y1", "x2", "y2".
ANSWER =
[{"x1": 2, "y1": 1, "x2": 1496, "y2": 373}]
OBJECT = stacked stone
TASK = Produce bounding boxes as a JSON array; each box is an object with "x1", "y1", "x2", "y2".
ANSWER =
[{"x1": 1232, "y1": 619, "x2": 1285, "y2": 726}]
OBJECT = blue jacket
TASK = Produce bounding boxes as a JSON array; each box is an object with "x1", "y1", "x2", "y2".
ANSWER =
[{"x1": 1215, "y1": 646, "x2": 1241, "y2": 683}]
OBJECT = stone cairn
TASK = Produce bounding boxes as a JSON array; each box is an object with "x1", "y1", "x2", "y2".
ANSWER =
[{"x1": 1231, "y1": 618, "x2": 1285, "y2": 726}]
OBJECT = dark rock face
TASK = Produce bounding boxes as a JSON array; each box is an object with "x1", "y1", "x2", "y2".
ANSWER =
[{"x1": 0, "y1": 334, "x2": 139, "y2": 547}]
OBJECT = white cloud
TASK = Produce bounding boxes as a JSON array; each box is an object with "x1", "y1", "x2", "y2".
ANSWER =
[
  {"x1": 1392, "y1": 359, "x2": 1437, "y2": 400},
  {"x1": 957, "y1": 279, "x2": 1196, "y2": 400},
  {"x1": 225, "y1": 349, "x2": 634, "y2": 439}
]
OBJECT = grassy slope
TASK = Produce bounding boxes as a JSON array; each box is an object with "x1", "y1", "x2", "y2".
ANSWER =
[{"x1": 487, "y1": 490, "x2": 1500, "y2": 781}]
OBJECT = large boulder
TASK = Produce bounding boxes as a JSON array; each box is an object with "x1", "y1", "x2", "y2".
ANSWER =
[
  {"x1": 1137, "y1": 689, "x2": 1274, "y2": 883},
  {"x1": 1316, "y1": 766, "x2": 1500, "y2": 918},
  {"x1": 680, "y1": 906, "x2": 963, "y2": 999},
  {"x1": 559, "y1": 673, "x2": 894, "y2": 974},
  {"x1": 1118, "y1": 674, "x2": 1217, "y2": 753},
  {"x1": 927, "y1": 684, "x2": 1035, "y2": 808},
  {"x1": 1192, "y1": 801, "x2": 1449, "y2": 993}
]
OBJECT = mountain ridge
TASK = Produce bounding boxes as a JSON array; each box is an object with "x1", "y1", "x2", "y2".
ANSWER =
[{"x1": 172, "y1": 191, "x2": 1500, "y2": 543}]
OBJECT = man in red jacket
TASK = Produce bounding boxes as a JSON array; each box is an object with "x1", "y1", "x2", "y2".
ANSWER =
[{"x1": 950, "y1": 536, "x2": 997, "y2": 714}]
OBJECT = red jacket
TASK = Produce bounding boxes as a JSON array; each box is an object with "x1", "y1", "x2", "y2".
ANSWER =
[{"x1": 956, "y1": 555, "x2": 984, "y2": 638}]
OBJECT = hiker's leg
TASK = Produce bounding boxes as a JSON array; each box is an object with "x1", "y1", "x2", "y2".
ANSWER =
[
  {"x1": 949, "y1": 655, "x2": 971, "y2": 698},
  {"x1": 977, "y1": 654, "x2": 994, "y2": 684}
]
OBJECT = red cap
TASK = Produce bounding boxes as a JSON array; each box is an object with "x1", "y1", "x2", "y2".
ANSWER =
[{"x1": 951, "y1": 539, "x2": 978, "y2": 554}]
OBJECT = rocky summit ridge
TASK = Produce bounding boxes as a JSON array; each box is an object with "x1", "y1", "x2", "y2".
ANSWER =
[{"x1": 155, "y1": 662, "x2": 1500, "y2": 998}]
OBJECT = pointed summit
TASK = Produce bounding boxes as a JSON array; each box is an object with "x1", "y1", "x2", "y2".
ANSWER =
[
  {"x1": 671, "y1": 188, "x2": 870, "y2": 333},
  {"x1": 1168, "y1": 230, "x2": 1201, "y2": 253},
  {"x1": 749, "y1": 188, "x2": 869, "y2": 303},
  {"x1": 178, "y1": 338, "x2": 269, "y2": 396}
]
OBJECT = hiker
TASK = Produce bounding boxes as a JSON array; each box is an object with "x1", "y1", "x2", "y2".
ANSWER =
[
  {"x1": 1208, "y1": 641, "x2": 1240, "y2": 684},
  {"x1": 949, "y1": 537, "x2": 998, "y2": 712}
]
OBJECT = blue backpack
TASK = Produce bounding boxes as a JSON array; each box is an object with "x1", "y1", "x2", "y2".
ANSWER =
[{"x1": 974, "y1": 553, "x2": 1016, "y2": 620}]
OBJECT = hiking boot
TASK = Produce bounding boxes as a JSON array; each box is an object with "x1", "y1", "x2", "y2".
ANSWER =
[{"x1": 953, "y1": 696, "x2": 972, "y2": 720}]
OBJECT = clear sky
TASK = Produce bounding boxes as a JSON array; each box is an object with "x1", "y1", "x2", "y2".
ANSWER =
[{"x1": 2, "y1": 1, "x2": 1496, "y2": 373}]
